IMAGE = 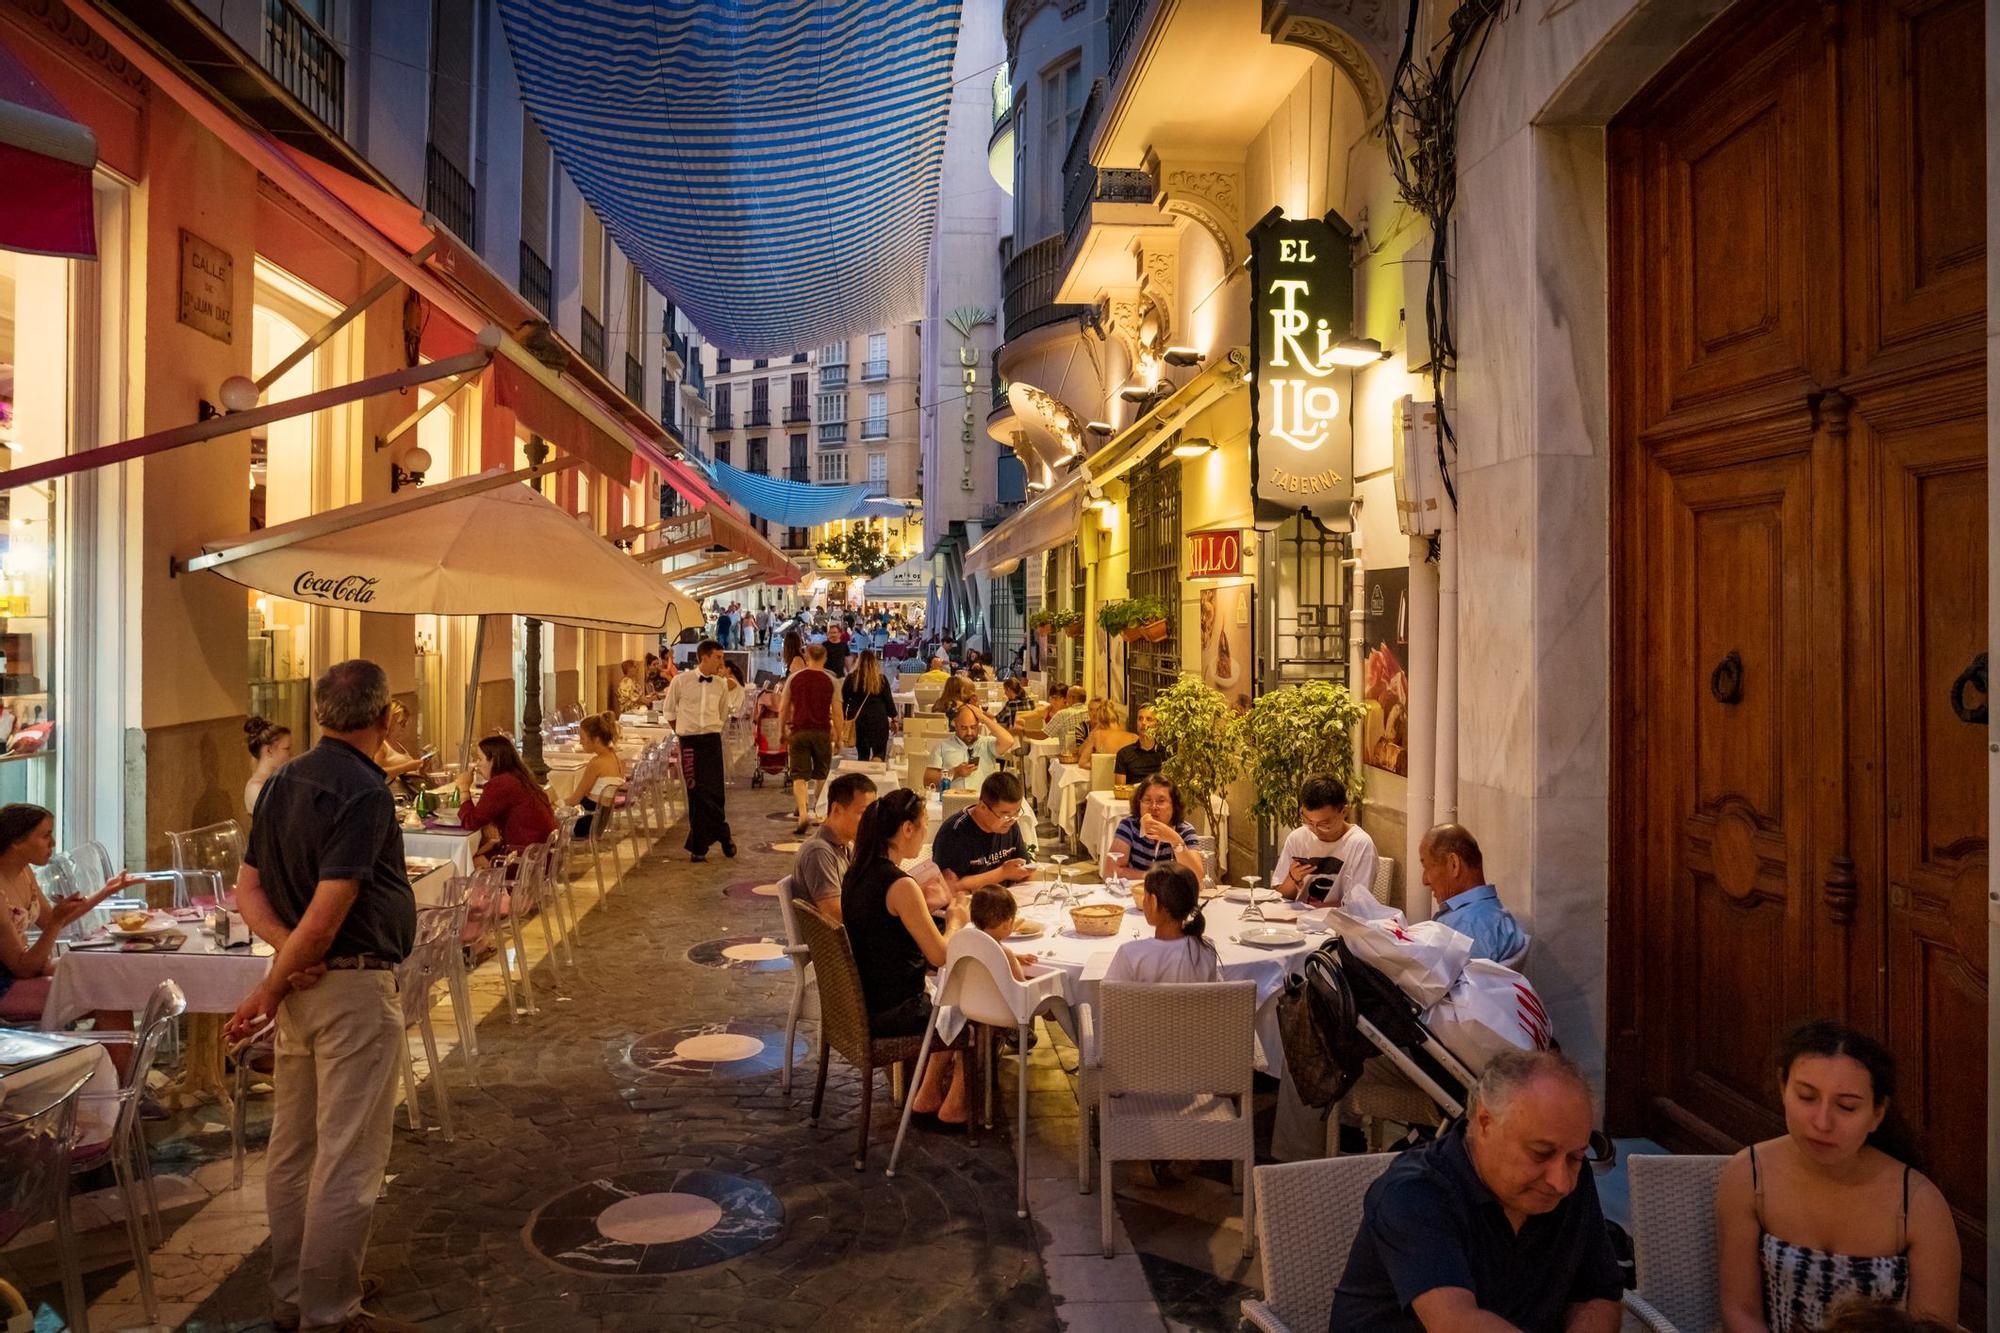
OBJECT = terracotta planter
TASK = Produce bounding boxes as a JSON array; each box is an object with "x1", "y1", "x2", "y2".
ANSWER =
[
  {"x1": 1121, "y1": 625, "x2": 1144, "y2": 642},
  {"x1": 1140, "y1": 619, "x2": 1168, "y2": 642},
  {"x1": 1064, "y1": 622, "x2": 1084, "y2": 639}
]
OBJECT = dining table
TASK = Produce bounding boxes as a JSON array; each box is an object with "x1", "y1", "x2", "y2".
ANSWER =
[
  {"x1": 1022, "y1": 736, "x2": 1063, "y2": 802},
  {"x1": 0, "y1": 1028, "x2": 119, "y2": 1141},
  {"x1": 1048, "y1": 762, "x2": 1091, "y2": 832}
]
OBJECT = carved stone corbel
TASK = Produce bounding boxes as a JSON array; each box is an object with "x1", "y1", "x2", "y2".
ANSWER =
[
  {"x1": 1260, "y1": 0, "x2": 1401, "y2": 116},
  {"x1": 1145, "y1": 151, "x2": 1245, "y2": 269}
]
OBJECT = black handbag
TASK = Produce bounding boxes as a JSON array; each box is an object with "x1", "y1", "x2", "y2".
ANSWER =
[{"x1": 1274, "y1": 940, "x2": 1375, "y2": 1108}]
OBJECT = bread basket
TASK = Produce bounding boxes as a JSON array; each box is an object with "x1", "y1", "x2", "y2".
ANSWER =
[
  {"x1": 1112, "y1": 783, "x2": 1137, "y2": 800},
  {"x1": 1068, "y1": 903, "x2": 1124, "y2": 937}
]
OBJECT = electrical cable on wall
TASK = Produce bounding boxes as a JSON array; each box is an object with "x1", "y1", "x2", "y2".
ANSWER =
[{"x1": 1384, "y1": 0, "x2": 1506, "y2": 509}]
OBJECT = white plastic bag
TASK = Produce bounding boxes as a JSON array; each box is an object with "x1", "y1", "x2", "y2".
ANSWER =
[
  {"x1": 1426, "y1": 958, "x2": 1554, "y2": 1070},
  {"x1": 1338, "y1": 884, "x2": 1403, "y2": 925},
  {"x1": 1327, "y1": 908, "x2": 1474, "y2": 1008}
]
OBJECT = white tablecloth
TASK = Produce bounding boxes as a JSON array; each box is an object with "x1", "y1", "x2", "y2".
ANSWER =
[
  {"x1": 891, "y1": 691, "x2": 917, "y2": 718},
  {"x1": 0, "y1": 1032, "x2": 118, "y2": 1141},
  {"x1": 42, "y1": 931, "x2": 274, "y2": 1030},
  {"x1": 1049, "y1": 763, "x2": 1090, "y2": 831},
  {"x1": 810, "y1": 759, "x2": 909, "y2": 816},
  {"x1": 1023, "y1": 737, "x2": 1062, "y2": 803},
  {"x1": 404, "y1": 829, "x2": 477, "y2": 879},
  {"x1": 1079, "y1": 790, "x2": 1126, "y2": 865}
]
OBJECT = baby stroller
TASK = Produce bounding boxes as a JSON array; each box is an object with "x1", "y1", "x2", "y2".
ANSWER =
[{"x1": 750, "y1": 705, "x2": 788, "y2": 787}]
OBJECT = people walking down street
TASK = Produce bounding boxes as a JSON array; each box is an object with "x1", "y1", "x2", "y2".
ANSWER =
[
  {"x1": 843, "y1": 649, "x2": 898, "y2": 761},
  {"x1": 781, "y1": 643, "x2": 840, "y2": 834},
  {"x1": 226, "y1": 659, "x2": 419, "y2": 1333},
  {"x1": 664, "y1": 639, "x2": 745, "y2": 861}
]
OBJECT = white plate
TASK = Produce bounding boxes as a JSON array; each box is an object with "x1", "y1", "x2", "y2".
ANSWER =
[
  {"x1": 1239, "y1": 925, "x2": 1305, "y2": 948},
  {"x1": 1010, "y1": 920, "x2": 1046, "y2": 939},
  {"x1": 108, "y1": 915, "x2": 177, "y2": 938},
  {"x1": 1224, "y1": 888, "x2": 1282, "y2": 904}
]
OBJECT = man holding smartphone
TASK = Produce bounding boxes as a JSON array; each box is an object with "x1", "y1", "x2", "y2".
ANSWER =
[{"x1": 1274, "y1": 777, "x2": 1378, "y2": 907}]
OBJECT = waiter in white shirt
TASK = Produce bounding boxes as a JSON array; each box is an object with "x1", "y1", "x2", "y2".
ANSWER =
[{"x1": 663, "y1": 638, "x2": 745, "y2": 861}]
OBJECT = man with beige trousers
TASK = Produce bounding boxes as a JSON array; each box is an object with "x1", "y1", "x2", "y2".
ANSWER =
[{"x1": 229, "y1": 659, "x2": 417, "y2": 1333}]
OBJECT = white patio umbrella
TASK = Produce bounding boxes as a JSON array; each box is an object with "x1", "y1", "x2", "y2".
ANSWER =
[{"x1": 191, "y1": 469, "x2": 700, "y2": 765}]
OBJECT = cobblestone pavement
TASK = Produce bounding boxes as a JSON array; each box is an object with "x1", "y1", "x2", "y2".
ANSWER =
[{"x1": 4, "y1": 777, "x2": 1269, "y2": 1331}]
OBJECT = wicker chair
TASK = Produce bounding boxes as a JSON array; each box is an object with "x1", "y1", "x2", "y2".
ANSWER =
[
  {"x1": 0, "y1": 1071, "x2": 94, "y2": 1333},
  {"x1": 792, "y1": 900, "x2": 938, "y2": 1171},
  {"x1": 1240, "y1": 1153, "x2": 1397, "y2": 1333},
  {"x1": 1621, "y1": 1153, "x2": 1731, "y2": 1332},
  {"x1": 1083, "y1": 980, "x2": 1257, "y2": 1257}
]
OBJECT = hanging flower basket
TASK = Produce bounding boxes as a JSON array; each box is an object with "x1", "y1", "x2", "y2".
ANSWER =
[
  {"x1": 1065, "y1": 621, "x2": 1084, "y2": 639},
  {"x1": 1139, "y1": 618, "x2": 1169, "y2": 642}
]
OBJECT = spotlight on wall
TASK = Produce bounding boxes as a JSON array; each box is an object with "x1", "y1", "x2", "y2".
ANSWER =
[
  {"x1": 1119, "y1": 383, "x2": 1159, "y2": 403},
  {"x1": 1170, "y1": 437, "x2": 1216, "y2": 460},
  {"x1": 1162, "y1": 346, "x2": 1204, "y2": 367},
  {"x1": 1085, "y1": 421, "x2": 1114, "y2": 435},
  {"x1": 391, "y1": 443, "x2": 433, "y2": 492},
  {"x1": 1327, "y1": 337, "x2": 1388, "y2": 367}
]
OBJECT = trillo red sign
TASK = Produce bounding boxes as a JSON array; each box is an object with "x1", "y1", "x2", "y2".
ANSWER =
[{"x1": 1185, "y1": 528, "x2": 1245, "y2": 579}]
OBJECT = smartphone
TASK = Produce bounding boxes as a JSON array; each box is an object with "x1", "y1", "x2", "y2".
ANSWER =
[{"x1": 1303, "y1": 855, "x2": 1345, "y2": 902}]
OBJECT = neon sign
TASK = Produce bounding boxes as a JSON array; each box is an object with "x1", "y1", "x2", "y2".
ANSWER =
[{"x1": 1250, "y1": 213, "x2": 1355, "y2": 526}]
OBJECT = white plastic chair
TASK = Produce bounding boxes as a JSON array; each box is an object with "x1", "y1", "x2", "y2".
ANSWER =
[
  {"x1": 1239, "y1": 1154, "x2": 1397, "y2": 1333},
  {"x1": 886, "y1": 929, "x2": 1075, "y2": 1218},
  {"x1": 1081, "y1": 980, "x2": 1257, "y2": 1257},
  {"x1": 771, "y1": 875, "x2": 814, "y2": 1093},
  {"x1": 1622, "y1": 1153, "x2": 1731, "y2": 1332}
]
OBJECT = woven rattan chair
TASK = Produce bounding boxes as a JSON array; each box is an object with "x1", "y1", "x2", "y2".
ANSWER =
[
  {"x1": 1240, "y1": 1153, "x2": 1397, "y2": 1333},
  {"x1": 1085, "y1": 980, "x2": 1257, "y2": 1257},
  {"x1": 1622, "y1": 1153, "x2": 1731, "y2": 1332},
  {"x1": 792, "y1": 900, "x2": 935, "y2": 1171}
]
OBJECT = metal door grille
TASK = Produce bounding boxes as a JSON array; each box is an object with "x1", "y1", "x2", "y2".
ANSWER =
[
  {"x1": 1066, "y1": 540, "x2": 1086, "y2": 684},
  {"x1": 1125, "y1": 453, "x2": 1180, "y2": 708},
  {"x1": 1269, "y1": 512, "x2": 1351, "y2": 685}
]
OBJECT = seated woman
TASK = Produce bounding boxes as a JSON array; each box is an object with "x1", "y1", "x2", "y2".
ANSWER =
[
  {"x1": 453, "y1": 734, "x2": 558, "y2": 860},
  {"x1": 931, "y1": 674, "x2": 975, "y2": 717},
  {"x1": 1074, "y1": 699, "x2": 1138, "y2": 769},
  {"x1": 376, "y1": 702, "x2": 425, "y2": 781},
  {"x1": 242, "y1": 715, "x2": 293, "y2": 814},
  {"x1": 993, "y1": 677, "x2": 1031, "y2": 731},
  {"x1": 1716, "y1": 1020, "x2": 1961, "y2": 1331},
  {"x1": 1103, "y1": 775, "x2": 1206, "y2": 883},
  {"x1": 1105, "y1": 864, "x2": 1221, "y2": 984},
  {"x1": 0, "y1": 804, "x2": 137, "y2": 1055},
  {"x1": 839, "y1": 789, "x2": 973, "y2": 1121},
  {"x1": 564, "y1": 713, "x2": 626, "y2": 836}
]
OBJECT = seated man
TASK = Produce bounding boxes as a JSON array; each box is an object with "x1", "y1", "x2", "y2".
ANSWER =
[
  {"x1": 923, "y1": 704, "x2": 1018, "y2": 791},
  {"x1": 1047, "y1": 686, "x2": 1091, "y2": 757},
  {"x1": 917, "y1": 654, "x2": 953, "y2": 685},
  {"x1": 1330, "y1": 1050, "x2": 1623, "y2": 1332},
  {"x1": 790, "y1": 771, "x2": 875, "y2": 924},
  {"x1": 1275, "y1": 777, "x2": 1378, "y2": 908},
  {"x1": 930, "y1": 771, "x2": 1034, "y2": 896},
  {"x1": 1114, "y1": 704, "x2": 1167, "y2": 783},
  {"x1": 1420, "y1": 823, "x2": 1527, "y2": 963}
]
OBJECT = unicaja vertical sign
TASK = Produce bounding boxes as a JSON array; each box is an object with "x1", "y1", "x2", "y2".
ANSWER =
[{"x1": 1249, "y1": 211, "x2": 1356, "y2": 527}]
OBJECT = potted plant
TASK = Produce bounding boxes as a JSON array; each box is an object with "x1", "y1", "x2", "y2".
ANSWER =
[
  {"x1": 1234, "y1": 679, "x2": 1370, "y2": 824},
  {"x1": 1051, "y1": 607, "x2": 1084, "y2": 639},
  {"x1": 1152, "y1": 673, "x2": 1245, "y2": 833},
  {"x1": 1098, "y1": 595, "x2": 1169, "y2": 642}
]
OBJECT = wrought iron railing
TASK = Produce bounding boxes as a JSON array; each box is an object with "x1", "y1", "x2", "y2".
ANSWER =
[
  {"x1": 818, "y1": 423, "x2": 847, "y2": 445},
  {"x1": 786, "y1": 466, "x2": 810, "y2": 483},
  {"x1": 863, "y1": 477, "x2": 889, "y2": 495},
  {"x1": 861, "y1": 359, "x2": 891, "y2": 381},
  {"x1": 580, "y1": 311, "x2": 606, "y2": 372},
  {"x1": 861, "y1": 420, "x2": 890, "y2": 440},
  {"x1": 748, "y1": 406, "x2": 770, "y2": 427},
  {"x1": 785, "y1": 401, "x2": 811, "y2": 424},
  {"x1": 820, "y1": 364, "x2": 848, "y2": 387},
  {"x1": 992, "y1": 372, "x2": 1010, "y2": 411},
  {"x1": 1003, "y1": 234, "x2": 1091, "y2": 340},
  {"x1": 625, "y1": 353, "x2": 645, "y2": 405},
  {"x1": 1108, "y1": 0, "x2": 1154, "y2": 83},
  {"x1": 683, "y1": 354, "x2": 704, "y2": 396},
  {"x1": 519, "y1": 244, "x2": 552, "y2": 318},
  {"x1": 425, "y1": 143, "x2": 477, "y2": 244},
  {"x1": 262, "y1": 0, "x2": 345, "y2": 131}
]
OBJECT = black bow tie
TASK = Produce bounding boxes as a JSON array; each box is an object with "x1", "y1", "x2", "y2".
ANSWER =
[{"x1": 699, "y1": 675, "x2": 715, "y2": 683}]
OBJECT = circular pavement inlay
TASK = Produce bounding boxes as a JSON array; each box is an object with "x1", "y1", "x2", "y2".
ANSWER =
[
  {"x1": 686, "y1": 936, "x2": 791, "y2": 973},
  {"x1": 617, "y1": 1022, "x2": 806, "y2": 1081},
  {"x1": 769, "y1": 840, "x2": 803, "y2": 854},
  {"x1": 596, "y1": 1192, "x2": 725, "y2": 1245},
  {"x1": 721, "y1": 879, "x2": 779, "y2": 902},
  {"x1": 526, "y1": 1168, "x2": 783, "y2": 1276}
]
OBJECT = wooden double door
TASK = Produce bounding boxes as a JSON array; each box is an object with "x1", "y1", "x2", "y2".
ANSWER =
[{"x1": 1608, "y1": 0, "x2": 1987, "y2": 1317}]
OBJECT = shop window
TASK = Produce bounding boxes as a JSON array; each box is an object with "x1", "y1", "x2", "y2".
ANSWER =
[
  {"x1": 1125, "y1": 453, "x2": 1181, "y2": 708},
  {"x1": 0, "y1": 250, "x2": 62, "y2": 811}
]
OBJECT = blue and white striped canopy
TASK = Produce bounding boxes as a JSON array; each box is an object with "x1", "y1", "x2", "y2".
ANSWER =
[
  {"x1": 707, "y1": 460, "x2": 878, "y2": 527},
  {"x1": 496, "y1": 0, "x2": 964, "y2": 358}
]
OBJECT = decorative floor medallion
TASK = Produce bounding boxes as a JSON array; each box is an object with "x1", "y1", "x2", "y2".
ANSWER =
[
  {"x1": 722, "y1": 879, "x2": 785, "y2": 903},
  {"x1": 616, "y1": 1022, "x2": 806, "y2": 1081},
  {"x1": 685, "y1": 935, "x2": 791, "y2": 972},
  {"x1": 525, "y1": 1168, "x2": 783, "y2": 1276}
]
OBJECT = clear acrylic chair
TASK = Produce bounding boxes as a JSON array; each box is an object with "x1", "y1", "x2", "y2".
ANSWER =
[
  {"x1": 166, "y1": 819, "x2": 245, "y2": 895},
  {"x1": 67, "y1": 840, "x2": 116, "y2": 896},
  {"x1": 395, "y1": 903, "x2": 468, "y2": 1139},
  {"x1": 0, "y1": 1071, "x2": 94, "y2": 1333},
  {"x1": 74, "y1": 979, "x2": 188, "y2": 1325},
  {"x1": 511, "y1": 842, "x2": 568, "y2": 991},
  {"x1": 428, "y1": 875, "x2": 480, "y2": 1070},
  {"x1": 226, "y1": 1016, "x2": 276, "y2": 1190},
  {"x1": 465, "y1": 865, "x2": 534, "y2": 1020}
]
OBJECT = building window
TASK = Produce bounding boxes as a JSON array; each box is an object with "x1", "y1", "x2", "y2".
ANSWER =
[
  {"x1": 866, "y1": 452, "x2": 888, "y2": 494},
  {"x1": 788, "y1": 434, "x2": 809, "y2": 480},
  {"x1": 818, "y1": 451, "x2": 849, "y2": 483},
  {"x1": 862, "y1": 331, "x2": 889, "y2": 381},
  {"x1": 862, "y1": 391, "x2": 888, "y2": 440},
  {"x1": 787, "y1": 372, "x2": 809, "y2": 422},
  {"x1": 712, "y1": 383, "x2": 733, "y2": 428},
  {"x1": 715, "y1": 437, "x2": 730, "y2": 466},
  {"x1": 716, "y1": 353, "x2": 731, "y2": 373},
  {"x1": 747, "y1": 437, "x2": 768, "y2": 474},
  {"x1": 426, "y1": 0, "x2": 477, "y2": 242},
  {"x1": 1040, "y1": 56, "x2": 1085, "y2": 240},
  {"x1": 820, "y1": 340, "x2": 848, "y2": 365},
  {"x1": 1124, "y1": 453, "x2": 1182, "y2": 708},
  {"x1": 749, "y1": 378, "x2": 769, "y2": 426},
  {"x1": 262, "y1": 0, "x2": 346, "y2": 133},
  {"x1": 518, "y1": 111, "x2": 551, "y2": 307},
  {"x1": 817, "y1": 391, "x2": 846, "y2": 422}
]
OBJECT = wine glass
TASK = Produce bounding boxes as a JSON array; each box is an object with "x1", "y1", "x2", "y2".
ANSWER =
[
  {"x1": 1241, "y1": 873, "x2": 1266, "y2": 922},
  {"x1": 1048, "y1": 852, "x2": 1073, "y2": 907}
]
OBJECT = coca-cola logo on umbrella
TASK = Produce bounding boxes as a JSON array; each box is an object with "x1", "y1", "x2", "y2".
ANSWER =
[{"x1": 293, "y1": 571, "x2": 381, "y2": 604}]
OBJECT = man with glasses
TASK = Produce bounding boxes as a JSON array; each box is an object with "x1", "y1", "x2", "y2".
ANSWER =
[
  {"x1": 922, "y1": 703, "x2": 1018, "y2": 792},
  {"x1": 930, "y1": 771, "x2": 1034, "y2": 896}
]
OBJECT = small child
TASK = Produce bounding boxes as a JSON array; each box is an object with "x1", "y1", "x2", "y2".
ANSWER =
[{"x1": 969, "y1": 885, "x2": 1035, "y2": 981}]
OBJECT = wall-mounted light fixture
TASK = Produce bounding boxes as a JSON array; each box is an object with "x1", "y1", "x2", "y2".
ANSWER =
[
  {"x1": 1162, "y1": 346, "x2": 1204, "y2": 367},
  {"x1": 218, "y1": 375, "x2": 261, "y2": 413},
  {"x1": 1118, "y1": 383, "x2": 1158, "y2": 403},
  {"x1": 1170, "y1": 437, "x2": 1216, "y2": 459},
  {"x1": 390, "y1": 443, "x2": 433, "y2": 492},
  {"x1": 1085, "y1": 420, "x2": 1114, "y2": 436},
  {"x1": 1327, "y1": 337, "x2": 1388, "y2": 367}
]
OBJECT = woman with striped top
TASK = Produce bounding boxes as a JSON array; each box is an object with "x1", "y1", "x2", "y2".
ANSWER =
[{"x1": 1102, "y1": 775, "x2": 1204, "y2": 883}]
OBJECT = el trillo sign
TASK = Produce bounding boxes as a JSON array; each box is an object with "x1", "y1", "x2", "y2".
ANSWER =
[{"x1": 1249, "y1": 212, "x2": 1355, "y2": 526}]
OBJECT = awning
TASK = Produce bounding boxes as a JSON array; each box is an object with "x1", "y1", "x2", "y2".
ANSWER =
[
  {"x1": 863, "y1": 555, "x2": 932, "y2": 601},
  {"x1": 707, "y1": 459, "x2": 877, "y2": 528},
  {"x1": 190, "y1": 467, "x2": 699, "y2": 635},
  {"x1": 962, "y1": 474, "x2": 1086, "y2": 577},
  {"x1": 0, "y1": 36, "x2": 97, "y2": 259},
  {"x1": 1084, "y1": 348, "x2": 1251, "y2": 485}
]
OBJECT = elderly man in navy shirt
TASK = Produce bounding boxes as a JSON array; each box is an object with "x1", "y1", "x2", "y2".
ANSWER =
[{"x1": 1330, "y1": 1050, "x2": 1624, "y2": 1331}]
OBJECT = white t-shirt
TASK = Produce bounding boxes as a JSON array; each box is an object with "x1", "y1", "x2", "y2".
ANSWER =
[
  {"x1": 1273, "y1": 822, "x2": 1378, "y2": 907},
  {"x1": 1104, "y1": 935, "x2": 1223, "y2": 984}
]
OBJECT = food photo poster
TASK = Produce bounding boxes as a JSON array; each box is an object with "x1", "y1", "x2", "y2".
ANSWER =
[
  {"x1": 1199, "y1": 584, "x2": 1252, "y2": 712},
  {"x1": 1362, "y1": 566, "x2": 1410, "y2": 776}
]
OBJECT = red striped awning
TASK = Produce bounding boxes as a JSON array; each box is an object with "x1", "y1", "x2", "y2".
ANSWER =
[{"x1": 0, "y1": 37, "x2": 96, "y2": 259}]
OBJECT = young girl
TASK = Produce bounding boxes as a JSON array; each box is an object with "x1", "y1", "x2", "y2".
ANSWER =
[
  {"x1": 969, "y1": 885, "x2": 1036, "y2": 981},
  {"x1": 1105, "y1": 863, "x2": 1221, "y2": 984}
]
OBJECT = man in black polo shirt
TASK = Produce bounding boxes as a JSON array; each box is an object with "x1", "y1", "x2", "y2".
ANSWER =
[
  {"x1": 1330, "y1": 1049, "x2": 1624, "y2": 1332},
  {"x1": 227, "y1": 659, "x2": 416, "y2": 1333}
]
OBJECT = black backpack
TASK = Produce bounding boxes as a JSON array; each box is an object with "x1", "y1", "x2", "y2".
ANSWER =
[{"x1": 1274, "y1": 940, "x2": 1379, "y2": 1107}]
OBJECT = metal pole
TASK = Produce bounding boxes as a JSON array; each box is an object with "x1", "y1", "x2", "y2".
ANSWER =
[
  {"x1": 459, "y1": 614, "x2": 488, "y2": 775},
  {"x1": 521, "y1": 437, "x2": 550, "y2": 780}
]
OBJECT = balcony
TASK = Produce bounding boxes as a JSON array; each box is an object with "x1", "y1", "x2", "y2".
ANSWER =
[
  {"x1": 992, "y1": 372, "x2": 1009, "y2": 411},
  {"x1": 682, "y1": 354, "x2": 705, "y2": 396},
  {"x1": 785, "y1": 403, "x2": 811, "y2": 424},
  {"x1": 861, "y1": 420, "x2": 890, "y2": 441},
  {"x1": 519, "y1": 244, "x2": 552, "y2": 318},
  {"x1": 819, "y1": 364, "x2": 848, "y2": 387},
  {"x1": 661, "y1": 316, "x2": 689, "y2": 373},
  {"x1": 262, "y1": 0, "x2": 345, "y2": 131},
  {"x1": 863, "y1": 478, "x2": 890, "y2": 496},
  {"x1": 1108, "y1": 0, "x2": 1156, "y2": 83},
  {"x1": 714, "y1": 410, "x2": 734, "y2": 430},
  {"x1": 1057, "y1": 82, "x2": 1167, "y2": 303},
  {"x1": 747, "y1": 407, "x2": 770, "y2": 427},
  {"x1": 625, "y1": 353, "x2": 645, "y2": 406},
  {"x1": 580, "y1": 311, "x2": 606, "y2": 373},
  {"x1": 786, "y1": 466, "x2": 810, "y2": 483},
  {"x1": 425, "y1": 143, "x2": 477, "y2": 245},
  {"x1": 988, "y1": 64, "x2": 1015, "y2": 194},
  {"x1": 817, "y1": 422, "x2": 847, "y2": 445},
  {"x1": 1002, "y1": 234, "x2": 1092, "y2": 340},
  {"x1": 861, "y1": 359, "x2": 891, "y2": 382}
]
